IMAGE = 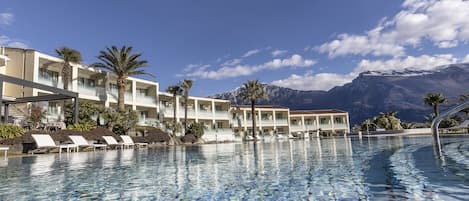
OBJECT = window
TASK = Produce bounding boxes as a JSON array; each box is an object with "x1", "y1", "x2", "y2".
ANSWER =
[
  {"x1": 320, "y1": 118, "x2": 329, "y2": 125},
  {"x1": 110, "y1": 84, "x2": 118, "y2": 92},
  {"x1": 217, "y1": 122, "x2": 223, "y2": 129},
  {"x1": 215, "y1": 105, "x2": 223, "y2": 111},
  {"x1": 48, "y1": 102, "x2": 58, "y2": 114},
  {"x1": 137, "y1": 88, "x2": 148, "y2": 96},
  {"x1": 334, "y1": 117, "x2": 344, "y2": 124},
  {"x1": 140, "y1": 111, "x2": 148, "y2": 119},
  {"x1": 39, "y1": 69, "x2": 59, "y2": 81},
  {"x1": 78, "y1": 78, "x2": 85, "y2": 87},
  {"x1": 87, "y1": 79, "x2": 95, "y2": 87}
]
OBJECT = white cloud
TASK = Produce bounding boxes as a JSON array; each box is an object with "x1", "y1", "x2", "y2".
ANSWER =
[
  {"x1": 0, "y1": 12, "x2": 13, "y2": 26},
  {"x1": 242, "y1": 49, "x2": 260, "y2": 58},
  {"x1": 185, "y1": 54, "x2": 316, "y2": 80},
  {"x1": 222, "y1": 58, "x2": 242, "y2": 66},
  {"x1": 272, "y1": 53, "x2": 463, "y2": 91},
  {"x1": 0, "y1": 35, "x2": 29, "y2": 48},
  {"x1": 271, "y1": 72, "x2": 354, "y2": 91},
  {"x1": 353, "y1": 54, "x2": 458, "y2": 73},
  {"x1": 317, "y1": 0, "x2": 469, "y2": 57},
  {"x1": 271, "y1": 49, "x2": 288, "y2": 56}
]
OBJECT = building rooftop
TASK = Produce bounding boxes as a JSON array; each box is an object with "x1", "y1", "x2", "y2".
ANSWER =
[
  {"x1": 290, "y1": 109, "x2": 347, "y2": 115},
  {"x1": 231, "y1": 105, "x2": 289, "y2": 109}
]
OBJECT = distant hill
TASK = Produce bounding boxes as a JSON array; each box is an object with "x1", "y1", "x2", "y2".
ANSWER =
[{"x1": 210, "y1": 63, "x2": 469, "y2": 125}]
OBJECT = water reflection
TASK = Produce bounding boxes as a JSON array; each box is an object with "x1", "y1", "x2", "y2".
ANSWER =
[{"x1": 0, "y1": 137, "x2": 468, "y2": 200}]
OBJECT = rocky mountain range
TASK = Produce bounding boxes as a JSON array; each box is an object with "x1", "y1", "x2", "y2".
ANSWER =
[{"x1": 210, "y1": 63, "x2": 469, "y2": 125}]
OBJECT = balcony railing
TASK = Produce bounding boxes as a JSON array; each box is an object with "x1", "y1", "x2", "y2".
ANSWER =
[
  {"x1": 137, "y1": 94, "x2": 156, "y2": 105},
  {"x1": 260, "y1": 119, "x2": 274, "y2": 125},
  {"x1": 305, "y1": 125, "x2": 317, "y2": 130},
  {"x1": 159, "y1": 105, "x2": 174, "y2": 117},
  {"x1": 214, "y1": 111, "x2": 229, "y2": 118},
  {"x1": 276, "y1": 119, "x2": 288, "y2": 125},
  {"x1": 198, "y1": 110, "x2": 213, "y2": 118},
  {"x1": 204, "y1": 128, "x2": 233, "y2": 135},
  {"x1": 334, "y1": 123, "x2": 348, "y2": 129},
  {"x1": 290, "y1": 125, "x2": 303, "y2": 131},
  {"x1": 318, "y1": 124, "x2": 332, "y2": 129},
  {"x1": 78, "y1": 85, "x2": 106, "y2": 97},
  {"x1": 137, "y1": 118, "x2": 158, "y2": 126},
  {"x1": 110, "y1": 90, "x2": 133, "y2": 103},
  {"x1": 178, "y1": 109, "x2": 195, "y2": 117},
  {"x1": 38, "y1": 77, "x2": 63, "y2": 88}
]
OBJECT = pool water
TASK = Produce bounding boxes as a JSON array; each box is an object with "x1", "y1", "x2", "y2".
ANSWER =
[{"x1": 0, "y1": 136, "x2": 468, "y2": 200}]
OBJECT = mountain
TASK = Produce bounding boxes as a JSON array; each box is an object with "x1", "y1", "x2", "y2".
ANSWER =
[{"x1": 210, "y1": 63, "x2": 469, "y2": 125}]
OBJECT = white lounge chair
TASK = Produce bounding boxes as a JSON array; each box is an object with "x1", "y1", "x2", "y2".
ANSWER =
[
  {"x1": 121, "y1": 135, "x2": 148, "y2": 148},
  {"x1": 69, "y1": 135, "x2": 107, "y2": 152},
  {"x1": 102, "y1": 136, "x2": 125, "y2": 149},
  {"x1": 0, "y1": 146, "x2": 9, "y2": 158},
  {"x1": 31, "y1": 134, "x2": 78, "y2": 154}
]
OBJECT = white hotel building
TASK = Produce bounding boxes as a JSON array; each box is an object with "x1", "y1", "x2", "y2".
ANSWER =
[{"x1": 0, "y1": 47, "x2": 350, "y2": 141}]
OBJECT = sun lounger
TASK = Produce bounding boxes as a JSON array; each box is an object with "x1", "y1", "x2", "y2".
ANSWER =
[
  {"x1": 0, "y1": 146, "x2": 9, "y2": 158},
  {"x1": 31, "y1": 134, "x2": 78, "y2": 154},
  {"x1": 102, "y1": 136, "x2": 126, "y2": 149},
  {"x1": 69, "y1": 135, "x2": 107, "y2": 152},
  {"x1": 121, "y1": 135, "x2": 148, "y2": 148}
]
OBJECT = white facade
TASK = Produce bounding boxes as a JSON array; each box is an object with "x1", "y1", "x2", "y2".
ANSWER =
[{"x1": 0, "y1": 47, "x2": 351, "y2": 141}]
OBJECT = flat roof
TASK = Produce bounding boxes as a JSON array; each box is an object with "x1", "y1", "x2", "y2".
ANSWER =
[
  {"x1": 290, "y1": 109, "x2": 347, "y2": 115},
  {"x1": 231, "y1": 105, "x2": 289, "y2": 109}
]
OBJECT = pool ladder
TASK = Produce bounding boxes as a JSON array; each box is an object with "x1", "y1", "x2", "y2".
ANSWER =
[{"x1": 431, "y1": 100, "x2": 469, "y2": 155}]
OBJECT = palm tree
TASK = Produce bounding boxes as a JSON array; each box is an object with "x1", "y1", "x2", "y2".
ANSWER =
[
  {"x1": 92, "y1": 46, "x2": 151, "y2": 112},
  {"x1": 239, "y1": 80, "x2": 267, "y2": 139},
  {"x1": 424, "y1": 93, "x2": 448, "y2": 117},
  {"x1": 181, "y1": 79, "x2": 193, "y2": 132},
  {"x1": 55, "y1": 47, "x2": 82, "y2": 90},
  {"x1": 166, "y1": 85, "x2": 183, "y2": 134}
]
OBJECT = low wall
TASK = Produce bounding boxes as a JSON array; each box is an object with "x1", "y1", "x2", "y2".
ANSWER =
[{"x1": 202, "y1": 134, "x2": 236, "y2": 142}]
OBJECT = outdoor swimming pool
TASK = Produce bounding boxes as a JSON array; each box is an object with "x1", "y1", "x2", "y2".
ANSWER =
[{"x1": 0, "y1": 136, "x2": 468, "y2": 200}]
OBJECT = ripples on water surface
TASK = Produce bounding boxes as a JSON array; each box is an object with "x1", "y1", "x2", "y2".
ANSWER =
[{"x1": 0, "y1": 136, "x2": 468, "y2": 200}]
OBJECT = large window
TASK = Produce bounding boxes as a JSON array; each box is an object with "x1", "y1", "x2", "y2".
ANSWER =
[
  {"x1": 48, "y1": 102, "x2": 58, "y2": 114},
  {"x1": 78, "y1": 77, "x2": 95, "y2": 88},
  {"x1": 39, "y1": 69, "x2": 59, "y2": 81},
  {"x1": 137, "y1": 88, "x2": 148, "y2": 96}
]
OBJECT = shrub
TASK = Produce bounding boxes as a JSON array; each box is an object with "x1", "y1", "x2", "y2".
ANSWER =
[
  {"x1": 187, "y1": 122, "x2": 205, "y2": 138},
  {"x1": 28, "y1": 104, "x2": 46, "y2": 128},
  {"x1": 68, "y1": 122, "x2": 96, "y2": 132},
  {"x1": 64, "y1": 100, "x2": 104, "y2": 126},
  {"x1": 0, "y1": 124, "x2": 25, "y2": 139},
  {"x1": 102, "y1": 108, "x2": 138, "y2": 135}
]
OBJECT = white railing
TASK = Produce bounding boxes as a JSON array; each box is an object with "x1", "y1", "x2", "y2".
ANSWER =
[
  {"x1": 38, "y1": 77, "x2": 62, "y2": 88},
  {"x1": 276, "y1": 119, "x2": 288, "y2": 125},
  {"x1": 290, "y1": 125, "x2": 303, "y2": 131},
  {"x1": 137, "y1": 95, "x2": 156, "y2": 105},
  {"x1": 78, "y1": 85, "x2": 97, "y2": 96},
  {"x1": 261, "y1": 119, "x2": 274, "y2": 125},
  {"x1": 214, "y1": 111, "x2": 229, "y2": 118},
  {"x1": 334, "y1": 123, "x2": 348, "y2": 129},
  {"x1": 198, "y1": 110, "x2": 213, "y2": 118},
  {"x1": 137, "y1": 118, "x2": 158, "y2": 126},
  {"x1": 305, "y1": 125, "x2": 317, "y2": 130},
  {"x1": 318, "y1": 124, "x2": 332, "y2": 129},
  {"x1": 204, "y1": 128, "x2": 233, "y2": 135},
  {"x1": 178, "y1": 109, "x2": 195, "y2": 117}
]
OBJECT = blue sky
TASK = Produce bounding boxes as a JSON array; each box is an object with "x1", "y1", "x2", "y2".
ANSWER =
[{"x1": 1, "y1": 0, "x2": 469, "y2": 96}]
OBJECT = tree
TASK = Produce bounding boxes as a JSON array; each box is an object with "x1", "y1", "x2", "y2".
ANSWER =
[
  {"x1": 239, "y1": 80, "x2": 267, "y2": 139},
  {"x1": 55, "y1": 47, "x2": 82, "y2": 90},
  {"x1": 92, "y1": 46, "x2": 152, "y2": 112},
  {"x1": 424, "y1": 93, "x2": 448, "y2": 117},
  {"x1": 181, "y1": 79, "x2": 193, "y2": 132},
  {"x1": 28, "y1": 104, "x2": 46, "y2": 128},
  {"x1": 64, "y1": 100, "x2": 103, "y2": 126},
  {"x1": 166, "y1": 85, "x2": 183, "y2": 135}
]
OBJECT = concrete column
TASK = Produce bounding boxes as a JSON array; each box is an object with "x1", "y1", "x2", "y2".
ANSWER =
[
  {"x1": 330, "y1": 115, "x2": 335, "y2": 133},
  {"x1": 301, "y1": 116, "x2": 305, "y2": 131},
  {"x1": 104, "y1": 72, "x2": 110, "y2": 108},
  {"x1": 194, "y1": 99, "x2": 198, "y2": 122},
  {"x1": 71, "y1": 65, "x2": 78, "y2": 92},
  {"x1": 273, "y1": 110, "x2": 277, "y2": 130},
  {"x1": 258, "y1": 109, "x2": 262, "y2": 131},
  {"x1": 212, "y1": 101, "x2": 216, "y2": 124},
  {"x1": 346, "y1": 113, "x2": 351, "y2": 133},
  {"x1": 32, "y1": 52, "x2": 40, "y2": 96},
  {"x1": 4, "y1": 104, "x2": 8, "y2": 123},
  {"x1": 175, "y1": 96, "x2": 180, "y2": 122},
  {"x1": 315, "y1": 116, "x2": 320, "y2": 138},
  {"x1": 243, "y1": 110, "x2": 247, "y2": 130},
  {"x1": 132, "y1": 80, "x2": 137, "y2": 110}
]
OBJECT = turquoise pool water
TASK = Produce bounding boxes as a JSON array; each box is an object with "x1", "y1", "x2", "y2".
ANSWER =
[{"x1": 0, "y1": 136, "x2": 468, "y2": 200}]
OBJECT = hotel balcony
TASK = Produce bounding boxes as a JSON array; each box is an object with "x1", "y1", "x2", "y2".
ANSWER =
[
  {"x1": 276, "y1": 118, "x2": 288, "y2": 125},
  {"x1": 178, "y1": 109, "x2": 195, "y2": 117},
  {"x1": 78, "y1": 85, "x2": 106, "y2": 98},
  {"x1": 260, "y1": 119, "x2": 274, "y2": 126},
  {"x1": 290, "y1": 124, "x2": 303, "y2": 131},
  {"x1": 0, "y1": 46, "x2": 8, "y2": 67},
  {"x1": 318, "y1": 124, "x2": 332, "y2": 130},
  {"x1": 198, "y1": 110, "x2": 213, "y2": 118},
  {"x1": 137, "y1": 118, "x2": 158, "y2": 126},
  {"x1": 214, "y1": 111, "x2": 229, "y2": 119},
  {"x1": 38, "y1": 76, "x2": 66, "y2": 89},
  {"x1": 305, "y1": 124, "x2": 317, "y2": 130},
  {"x1": 109, "y1": 90, "x2": 133, "y2": 104},
  {"x1": 334, "y1": 123, "x2": 348, "y2": 129},
  {"x1": 137, "y1": 94, "x2": 157, "y2": 106}
]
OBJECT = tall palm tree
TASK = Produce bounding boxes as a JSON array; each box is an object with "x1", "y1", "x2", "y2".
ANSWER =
[
  {"x1": 424, "y1": 93, "x2": 448, "y2": 117},
  {"x1": 239, "y1": 80, "x2": 267, "y2": 139},
  {"x1": 55, "y1": 47, "x2": 82, "y2": 90},
  {"x1": 181, "y1": 79, "x2": 193, "y2": 132},
  {"x1": 166, "y1": 85, "x2": 183, "y2": 134},
  {"x1": 92, "y1": 46, "x2": 151, "y2": 112}
]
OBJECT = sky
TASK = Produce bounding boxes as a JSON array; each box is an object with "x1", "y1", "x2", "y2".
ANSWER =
[{"x1": 1, "y1": 0, "x2": 469, "y2": 96}]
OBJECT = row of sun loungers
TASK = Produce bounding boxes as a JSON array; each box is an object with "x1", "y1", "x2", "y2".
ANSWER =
[{"x1": 30, "y1": 134, "x2": 147, "y2": 154}]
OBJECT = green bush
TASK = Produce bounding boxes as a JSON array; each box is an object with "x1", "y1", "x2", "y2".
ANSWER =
[
  {"x1": 68, "y1": 122, "x2": 96, "y2": 131},
  {"x1": 0, "y1": 124, "x2": 25, "y2": 139},
  {"x1": 187, "y1": 122, "x2": 205, "y2": 138}
]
